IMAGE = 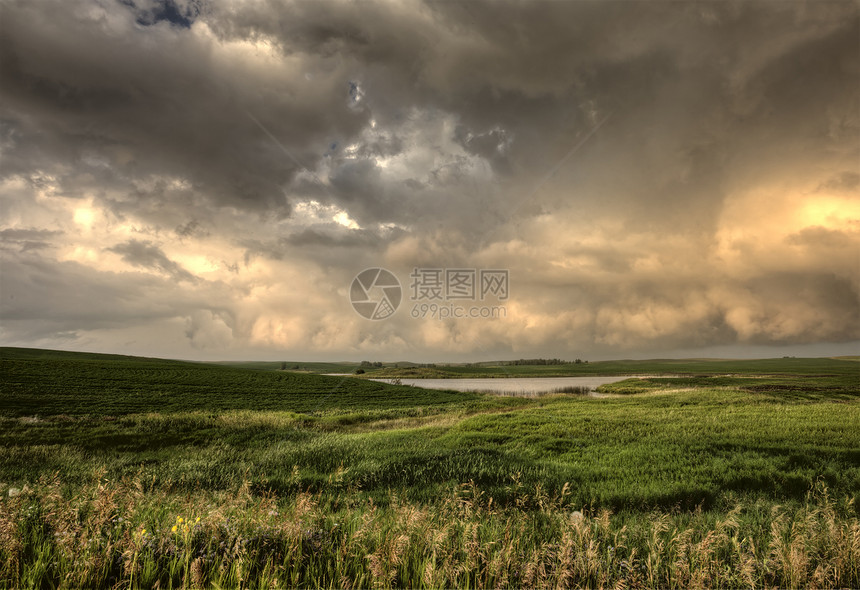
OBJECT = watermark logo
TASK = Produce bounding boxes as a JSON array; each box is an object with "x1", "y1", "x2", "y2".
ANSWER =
[
  {"x1": 351, "y1": 267, "x2": 509, "y2": 320},
  {"x1": 410, "y1": 269, "x2": 509, "y2": 301},
  {"x1": 350, "y1": 268, "x2": 402, "y2": 320}
]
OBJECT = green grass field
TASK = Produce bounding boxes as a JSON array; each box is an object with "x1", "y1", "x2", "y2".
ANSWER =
[
  {"x1": 0, "y1": 348, "x2": 475, "y2": 417},
  {"x1": 1, "y1": 348, "x2": 858, "y2": 588}
]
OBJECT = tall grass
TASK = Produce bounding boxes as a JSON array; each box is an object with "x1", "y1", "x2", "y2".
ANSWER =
[{"x1": 1, "y1": 476, "x2": 858, "y2": 589}]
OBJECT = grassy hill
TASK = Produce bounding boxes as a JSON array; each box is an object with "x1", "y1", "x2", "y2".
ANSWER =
[
  {"x1": 1, "y1": 347, "x2": 858, "y2": 588},
  {"x1": 0, "y1": 347, "x2": 475, "y2": 416}
]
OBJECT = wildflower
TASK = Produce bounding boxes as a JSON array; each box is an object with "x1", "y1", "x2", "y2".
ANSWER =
[
  {"x1": 172, "y1": 525, "x2": 178, "y2": 533},
  {"x1": 177, "y1": 516, "x2": 184, "y2": 524}
]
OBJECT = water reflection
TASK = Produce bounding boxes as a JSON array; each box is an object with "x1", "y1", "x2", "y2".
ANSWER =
[{"x1": 369, "y1": 376, "x2": 639, "y2": 396}]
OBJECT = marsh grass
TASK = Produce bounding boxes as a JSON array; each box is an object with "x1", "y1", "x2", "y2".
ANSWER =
[
  {"x1": 469, "y1": 385, "x2": 592, "y2": 398},
  {"x1": 1, "y1": 476, "x2": 858, "y2": 589}
]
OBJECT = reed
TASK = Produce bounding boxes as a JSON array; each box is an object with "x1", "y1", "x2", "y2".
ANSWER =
[{"x1": 2, "y1": 475, "x2": 857, "y2": 589}]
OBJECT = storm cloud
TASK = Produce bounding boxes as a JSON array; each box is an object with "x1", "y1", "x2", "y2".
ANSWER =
[{"x1": 0, "y1": 0, "x2": 857, "y2": 360}]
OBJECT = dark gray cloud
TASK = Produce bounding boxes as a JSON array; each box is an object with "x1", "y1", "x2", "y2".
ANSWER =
[
  {"x1": 1, "y1": 253, "x2": 200, "y2": 336},
  {"x1": 0, "y1": 228, "x2": 63, "y2": 252},
  {"x1": 107, "y1": 239, "x2": 197, "y2": 282},
  {"x1": 0, "y1": 0, "x2": 857, "y2": 359},
  {"x1": 0, "y1": 0, "x2": 370, "y2": 217}
]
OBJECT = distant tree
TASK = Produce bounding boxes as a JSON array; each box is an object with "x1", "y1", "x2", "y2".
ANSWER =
[
  {"x1": 280, "y1": 362, "x2": 287, "y2": 370},
  {"x1": 355, "y1": 368, "x2": 365, "y2": 375},
  {"x1": 505, "y1": 358, "x2": 567, "y2": 366}
]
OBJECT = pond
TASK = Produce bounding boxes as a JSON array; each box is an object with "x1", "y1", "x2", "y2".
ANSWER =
[{"x1": 368, "y1": 375, "x2": 641, "y2": 395}]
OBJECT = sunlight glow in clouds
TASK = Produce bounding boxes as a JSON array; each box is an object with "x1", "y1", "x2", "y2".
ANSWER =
[
  {"x1": 801, "y1": 196, "x2": 860, "y2": 231},
  {"x1": 0, "y1": 0, "x2": 857, "y2": 360}
]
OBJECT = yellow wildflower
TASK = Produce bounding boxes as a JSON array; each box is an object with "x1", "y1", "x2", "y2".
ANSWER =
[{"x1": 171, "y1": 525, "x2": 178, "y2": 533}]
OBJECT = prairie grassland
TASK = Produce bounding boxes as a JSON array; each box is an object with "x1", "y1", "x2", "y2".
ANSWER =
[
  {"x1": 1, "y1": 348, "x2": 859, "y2": 588},
  {"x1": 1, "y1": 475, "x2": 858, "y2": 589}
]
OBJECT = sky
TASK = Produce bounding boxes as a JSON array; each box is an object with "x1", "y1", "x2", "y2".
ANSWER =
[{"x1": 0, "y1": 0, "x2": 858, "y2": 362}]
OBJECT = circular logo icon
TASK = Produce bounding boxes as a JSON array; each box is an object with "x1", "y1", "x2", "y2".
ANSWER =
[{"x1": 350, "y1": 268, "x2": 402, "y2": 320}]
